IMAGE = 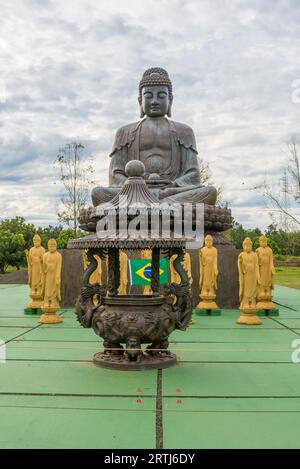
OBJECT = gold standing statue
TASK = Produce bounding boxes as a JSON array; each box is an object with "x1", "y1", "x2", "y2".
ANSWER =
[
  {"x1": 25, "y1": 234, "x2": 45, "y2": 312},
  {"x1": 237, "y1": 237, "x2": 261, "y2": 325},
  {"x1": 256, "y1": 235, "x2": 276, "y2": 312},
  {"x1": 39, "y1": 239, "x2": 63, "y2": 324},
  {"x1": 119, "y1": 250, "x2": 128, "y2": 295},
  {"x1": 170, "y1": 251, "x2": 195, "y2": 322},
  {"x1": 83, "y1": 249, "x2": 128, "y2": 295},
  {"x1": 83, "y1": 250, "x2": 102, "y2": 284},
  {"x1": 196, "y1": 234, "x2": 219, "y2": 313},
  {"x1": 170, "y1": 252, "x2": 193, "y2": 286},
  {"x1": 142, "y1": 249, "x2": 152, "y2": 295}
]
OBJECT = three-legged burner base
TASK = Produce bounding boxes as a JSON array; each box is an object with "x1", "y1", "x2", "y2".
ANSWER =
[{"x1": 93, "y1": 352, "x2": 177, "y2": 371}]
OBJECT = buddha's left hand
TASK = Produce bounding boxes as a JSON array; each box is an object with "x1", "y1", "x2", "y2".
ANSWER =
[{"x1": 165, "y1": 180, "x2": 178, "y2": 188}]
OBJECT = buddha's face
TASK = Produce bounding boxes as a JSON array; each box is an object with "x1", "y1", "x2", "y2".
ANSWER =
[
  {"x1": 139, "y1": 85, "x2": 171, "y2": 117},
  {"x1": 205, "y1": 236, "x2": 213, "y2": 247},
  {"x1": 33, "y1": 236, "x2": 41, "y2": 248},
  {"x1": 243, "y1": 242, "x2": 252, "y2": 253},
  {"x1": 260, "y1": 238, "x2": 268, "y2": 248},
  {"x1": 48, "y1": 241, "x2": 57, "y2": 253}
]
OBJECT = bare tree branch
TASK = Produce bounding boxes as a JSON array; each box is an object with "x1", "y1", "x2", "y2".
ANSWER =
[{"x1": 55, "y1": 142, "x2": 95, "y2": 235}]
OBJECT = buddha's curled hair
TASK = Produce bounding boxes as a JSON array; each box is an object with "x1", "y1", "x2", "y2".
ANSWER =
[{"x1": 139, "y1": 67, "x2": 173, "y2": 100}]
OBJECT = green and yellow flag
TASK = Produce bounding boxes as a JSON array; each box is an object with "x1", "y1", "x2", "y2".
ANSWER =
[{"x1": 128, "y1": 258, "x2": 169, "y2": 286}]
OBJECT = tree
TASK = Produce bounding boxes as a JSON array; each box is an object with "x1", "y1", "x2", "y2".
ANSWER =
[
  {"x1": 56, "y1": 229, "x2": 76, "y2": 249},
  {"x1": 55, "y1": 142, "x2": 95, "y2": 235},
  {"x1": 197, "y1": 156, "x2": 223, "y2": 203},
  {"x1": 265, "y1": 223, "x2": 300, "y2": 256},
  {"x1": 0, "y1": 216, "x2": 36, "y2": 251},
  {"x1": 226, "y1": 220, "x2": 300, "y2": 256},
  {"x1": 227, "y1": 220, "x2": 262, "y2": 249},
  {"x1": 37, "y1": 225, "x2": 64, "y2": 247},
  {"x1": 0, "y1": 229, "x2": 25, "y2": 273},
  {"x1": 255, "y1": 138, "x2": 300, "y2": 228}
]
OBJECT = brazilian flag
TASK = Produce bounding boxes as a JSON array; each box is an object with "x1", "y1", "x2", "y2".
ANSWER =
[{"x1": 128, "y1": 259, "x2": 169, "y2": 286}]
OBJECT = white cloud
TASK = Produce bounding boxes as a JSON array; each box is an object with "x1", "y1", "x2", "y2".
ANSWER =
[{"x1": 0, "y1": 0, "x2": 300, "y2": 229}]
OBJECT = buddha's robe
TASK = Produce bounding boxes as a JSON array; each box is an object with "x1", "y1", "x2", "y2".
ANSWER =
[
  {"x1": 28, "y1": 246, "x2": 45, "y2": 295},
  {"x1": 199, "y1": 246, "x2": 218, "y2": 297},
  {"x1": 170, "y1": 252, "x2": 193, "y2": 285},
  {"x1": 238, "y1": 251, "x2": 260, "y2": 310},
  {"x1": 256, "y1": 246, "x2": 275, "y2": 298},
  {"x1": 43, "y1": 251, "x2": 62, "y2": 307},
  {"x1": 92, "y1": 117, "x2": 217, "y2": 206}
]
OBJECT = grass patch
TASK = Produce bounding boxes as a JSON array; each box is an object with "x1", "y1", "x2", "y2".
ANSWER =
[
  {"x1": 275, "y1": 267, "x2": 300, "y2": 290},
  {"x1": 4, "y1": 266, "x2": 27, "y2": 274}
]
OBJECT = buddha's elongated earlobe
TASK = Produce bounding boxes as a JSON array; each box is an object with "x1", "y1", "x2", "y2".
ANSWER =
[
  {"x1": 138, "y1": 97, "x2": 145, "y2": 118},
  {"x1": 167, "y1": 97, "x2": 173, "y2": 117}
]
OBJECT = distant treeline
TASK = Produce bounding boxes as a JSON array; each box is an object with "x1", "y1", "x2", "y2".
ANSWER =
[
  {"x1": 0, "y1": 216, "x2": 299, "y2": 274},
  {"x1": 0, "y1": 217, "x2": 77, "y2": 273},
  {"x1": 226, "y1": 221, "x2": 300, "y2": 257}
]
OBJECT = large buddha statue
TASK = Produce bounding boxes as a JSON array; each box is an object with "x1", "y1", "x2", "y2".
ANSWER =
[{"x1": 91, "y1": 67, "x2": 217, "y2": 207}]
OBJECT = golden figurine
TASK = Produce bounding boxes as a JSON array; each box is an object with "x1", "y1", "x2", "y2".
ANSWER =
[
  {"x1": 82, "y1": 250, "x2": 104, "y2": 305},
  {"x1": 256, "y1": 235, "x2": 276, "y2": 311},
  {"x1": 170, "y1": 252, "x2": 193, "y2": 286},
  {"x1": 170, "y1": 251, "x2": 195, "y2": 322},
  {"x1": 26, "y1": 234, "x2": 45, "y2": 311},
  {"x1": 83, "y1": 250, "x2": 127, "y2": 295},
  {"x1": 119, "y1": 250, "x2": 128, "y2": 295},
  {"x1": 237, "y1": 237, "x2": 261, "y2": 325},
  {"x1": 142, "y1": 249, "x2": 152, "y2": 295},
  {"x1": 39, "y1": 239, "x2": 63, "y2": 324},
  {"x1": 196, "y1": 235, "x2": 219, "y2": 312},
  {"x1": 170, "y1": 251, "x2": 193, "y2": 305},
  {"x1": 83, "y1": 250, "x2": 102, "y2": 284}
]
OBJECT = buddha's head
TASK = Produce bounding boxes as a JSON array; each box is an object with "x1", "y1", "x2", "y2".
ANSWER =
[
  {"x1": 48, "y1": 238, "x2": 57, "y2": 253},
  {"x1": 243, "y1": 237, "x2": 252, "y2": 253},
  {"x1": 204, "y1": 234, "x2": 213, "y2": 248},
  {"x1": 138, "y1": 67, "x2": 173, "y2": 118},
  {"x1": 259, "y1": 235, "x2": 268, "y2": 248},
  {"x1": 33, "y1": 234, "x2": 41, "y2": 248}
]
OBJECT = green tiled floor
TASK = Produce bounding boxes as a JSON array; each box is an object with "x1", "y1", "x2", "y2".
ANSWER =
[
  {"x1": 0, "y1": 284, "x2": 300, "y2": 448},
  {"x1": 163, "y1": 398, "x2": 300, "y2": 449},
  {"x1": 0, "y1": 395, "x2": 156, "y2": 449}
]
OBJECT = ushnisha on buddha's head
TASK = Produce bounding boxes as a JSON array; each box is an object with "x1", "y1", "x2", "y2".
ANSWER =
[
  {"x1": 259, "y1": 235, "x2": 268, "y2": 248},
  {"x1": 48, "y1": 239, "x2": 57, "y2": 253},
  {"x1": 138, "y1": 67, "x2": 173, "y2": 118},
  {"x1": 204, "y1": 234, "x2": 213, "y2": 248},
  {"x1": 33, "y1": 233, "x2": 41, "y2": 248},
  {"x1": 243, "y1": 237, "x2": 253, "y2": 253}
]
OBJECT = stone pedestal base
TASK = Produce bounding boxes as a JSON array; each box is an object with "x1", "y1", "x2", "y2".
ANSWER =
[
  {"x1": 27, "y1": 300, "x2": 44, "y2": 309},
  {"x1": 256, "y1": 301, "x2": 276, "y2": 310},
  {"x1": 38, "y1": 306, "x2": 63, "y2": 324},
  {"x1": 196, "y1": 300, "x2": 219, "y2": 310},
  {"x1": 236, "y1": 309, "x2": 262, "y2": 325},
  {"x1": 27, "y1": 291, "x2": 44, "y2": 310}
]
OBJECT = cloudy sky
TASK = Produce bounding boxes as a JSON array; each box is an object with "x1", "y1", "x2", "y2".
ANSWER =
[{"x1": 0, "y1": 0, "x2": 299, "y2": 229}]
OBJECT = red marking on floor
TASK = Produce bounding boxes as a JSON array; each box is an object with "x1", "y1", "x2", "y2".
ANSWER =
[
  {"x1": 136, "y1": 387, "x2": 144, "y2": 392},
  {"x1": 176, "y1": 388, "x2": 183, "y2": 393},
  {"x1": 135, "y1": 398, "x2": 143, "y2": 404},
  {"x1": 176, "y1": 400, "x2": 183, "y2": 405}
]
